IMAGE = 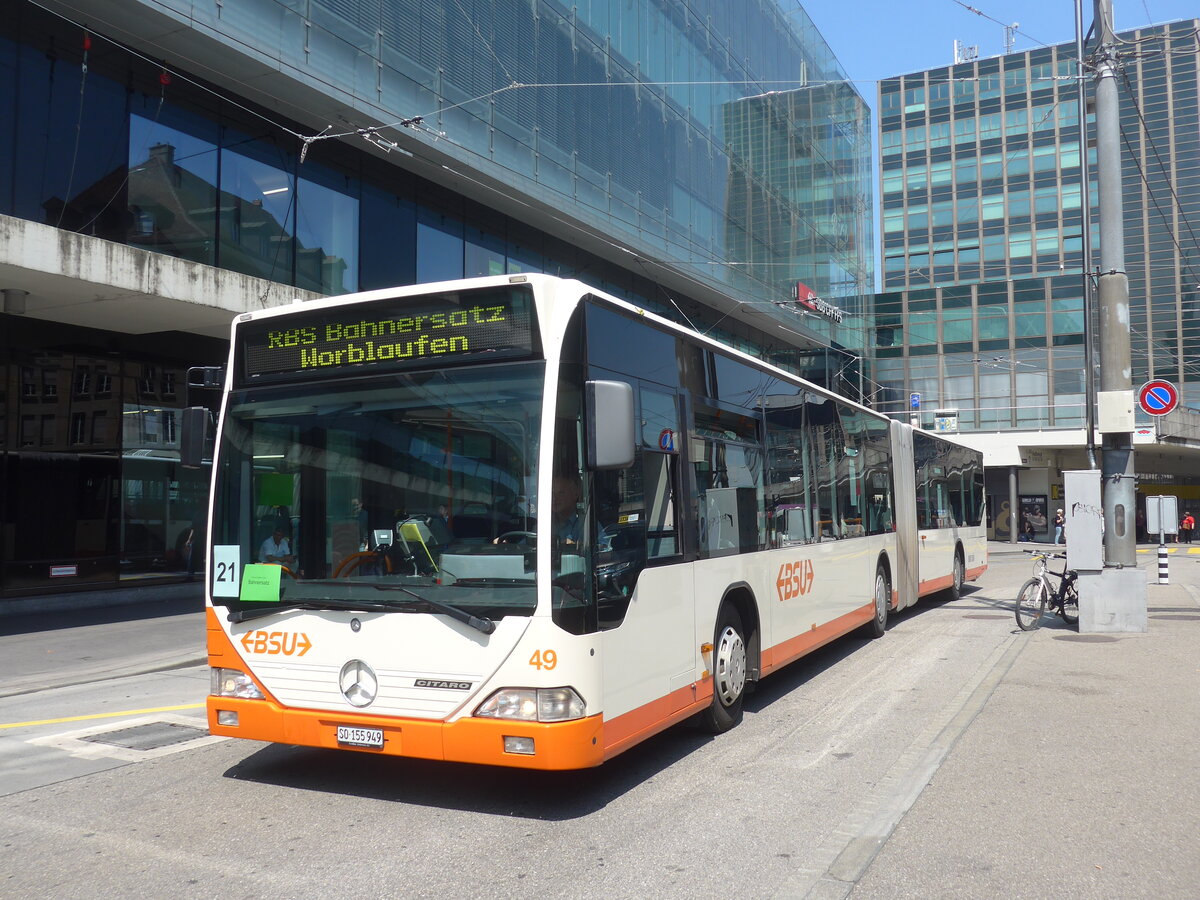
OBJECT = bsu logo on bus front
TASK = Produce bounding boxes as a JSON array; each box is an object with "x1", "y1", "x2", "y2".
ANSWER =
[{"x1": 776, "y1": 559, "x2": 815, "y2": 602}]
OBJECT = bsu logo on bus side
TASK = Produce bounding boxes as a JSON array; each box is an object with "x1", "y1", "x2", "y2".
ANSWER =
[{"x1": 776, "y1": 559, "x2": 815, "y2": 602}]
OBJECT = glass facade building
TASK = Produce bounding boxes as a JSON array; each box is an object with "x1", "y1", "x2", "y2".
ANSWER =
[
  {"x1": 0, "y1": 0, "x2": 870, "y2": 595},
  {"x1": 875, "y1": 21, "x2": 1200, "y2": 427}
]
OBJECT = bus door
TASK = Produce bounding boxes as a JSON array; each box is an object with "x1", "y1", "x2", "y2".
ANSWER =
[
  {"x1": 595, "y1": 390, "x2": 693, "y2": 724},
  {"x1": 889, "y1": 421, "x2": 919, "y2": 610}
]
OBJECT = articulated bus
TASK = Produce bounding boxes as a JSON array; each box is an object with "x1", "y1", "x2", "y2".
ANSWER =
[{"x1": 191, "y1": 274, "x2": 985, "y2": 770}]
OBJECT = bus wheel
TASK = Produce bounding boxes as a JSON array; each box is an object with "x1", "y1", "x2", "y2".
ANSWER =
[
  {"x1": 948, "y1": 550, "x2": 966, "y2": 601},
  {"x1": 701, "y1": 605, "x2": 747, "y2": 734},
  {"x1": 868, "y1": 566, "x2": 890, "y2": 638}
]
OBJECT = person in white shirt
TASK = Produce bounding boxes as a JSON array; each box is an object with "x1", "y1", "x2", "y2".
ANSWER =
[{"x1": 259, "y1": 528, "x2": 295, "y2": 567}]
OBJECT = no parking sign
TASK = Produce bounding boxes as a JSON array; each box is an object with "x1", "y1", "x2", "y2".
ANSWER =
[{"x1": 1138, "y1": 380, "x2": 1179, "y2": 416}]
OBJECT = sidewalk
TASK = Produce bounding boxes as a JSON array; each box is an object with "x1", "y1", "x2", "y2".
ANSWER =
[
  {"x1": 987, "y1": 538, "x2": 1200, "y2": 557},
  {"x1": 852, "y1": 559, "x2": 1200, "y2": 897},
  {"x1": 0, "y1": 580, "x2": 205, "y2": 699}
]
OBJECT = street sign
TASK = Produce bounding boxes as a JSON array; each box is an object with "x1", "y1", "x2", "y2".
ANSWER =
[
  {"x1": 1137, "y1": 379, "x2": 1179, "y2": 416},
  {"x1": 910, "y1": 392, "x2": 921, "y2": 410}
]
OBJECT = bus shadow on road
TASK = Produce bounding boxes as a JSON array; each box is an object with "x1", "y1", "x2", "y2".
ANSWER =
[
  {"x1": 217, "y1": 590, "x2": 993, "y2": 815},
  {"x1": 220, "y1": 727, "x2": 716, "y2": 818}
]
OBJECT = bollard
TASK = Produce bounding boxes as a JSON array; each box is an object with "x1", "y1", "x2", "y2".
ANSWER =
[{"x1": 1158, "y1": 544, "x2": 1170, "y2": 585}]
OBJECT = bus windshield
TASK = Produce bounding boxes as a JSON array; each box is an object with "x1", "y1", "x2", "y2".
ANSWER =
[{"x1": 210, "y1": 362, "x2": 544, "y2": 619}]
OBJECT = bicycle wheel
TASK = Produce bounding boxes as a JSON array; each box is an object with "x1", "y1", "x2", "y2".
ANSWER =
[
  {"x1": 1015, "y1": 578, "x2": 1048, "y2": 631},
  {"x1": 1058, "y1": 581, "x2": 1079, "y2": 626}
]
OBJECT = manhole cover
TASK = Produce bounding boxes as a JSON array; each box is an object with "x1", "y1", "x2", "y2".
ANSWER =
[
  {"x1": 81, "y1": 722, "x2": 208, "y2": 751},
  {"x1": 1053, "y1": 635, "x2": 1119, "y2": 643},
  {"x1": 1150, "y1": 614, "x2": 1200, "y2": 621}
]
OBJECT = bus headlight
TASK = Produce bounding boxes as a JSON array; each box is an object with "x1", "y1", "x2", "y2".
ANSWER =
[
  {"x1": 475, "y1": 687, "x2": 586, "y2": 722},
  {"x1": 210, "y1": 667, "x2": 264, "y2": 699}
]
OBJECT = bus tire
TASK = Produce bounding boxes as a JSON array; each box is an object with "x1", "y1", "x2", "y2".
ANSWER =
[
  {"x1": 948, "y1": 548, "x2": 966, "y2": 601},
  {"x1": 700, "y1": 604, "x2": 747, "y2": 734},
  {"x1": 867, "y1": 565, "x2": 890, "y2": 638}
]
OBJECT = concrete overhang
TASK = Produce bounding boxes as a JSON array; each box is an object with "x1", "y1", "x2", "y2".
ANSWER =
[
  {"x1": 0, "y1": 214, "x2": 321, "y2": 340},
  {"x1": 948, "y1": 426, "x2": 1200, "y2": 475}
]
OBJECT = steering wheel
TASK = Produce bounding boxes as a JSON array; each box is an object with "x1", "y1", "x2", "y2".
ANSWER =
[
  {"x1": 333, "y1": 551, "x2": 394, "y2": 578},
  {"x1": 494, "y1": 531, "x2": 537, "y2": 546}
]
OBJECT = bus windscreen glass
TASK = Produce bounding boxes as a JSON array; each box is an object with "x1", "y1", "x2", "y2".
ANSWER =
[{"x1": 237, "y1": 285, "x2": 537, "y2": 384}]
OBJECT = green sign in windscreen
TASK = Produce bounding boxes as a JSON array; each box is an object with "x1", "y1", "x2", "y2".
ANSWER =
[{"x1": 238, "y1": 285, "x2": 537, "y2": 382}]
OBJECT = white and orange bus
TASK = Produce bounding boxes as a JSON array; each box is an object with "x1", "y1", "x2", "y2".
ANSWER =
[{"x1": 189, "y1": 274, "x2": 985, "y2": 770}]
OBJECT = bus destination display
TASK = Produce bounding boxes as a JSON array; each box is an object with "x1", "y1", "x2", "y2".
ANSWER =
[{"x1": 239, "y1": 287, "x2": 536, "y2": 381}]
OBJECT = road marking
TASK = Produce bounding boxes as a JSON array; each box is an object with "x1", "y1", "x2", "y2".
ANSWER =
[
  {"x1": 28, "y1": 713, "x2": 225, "y2": 761},
  {"x1": 0, "y1": 702, "x2": 204, "y2": 730}
]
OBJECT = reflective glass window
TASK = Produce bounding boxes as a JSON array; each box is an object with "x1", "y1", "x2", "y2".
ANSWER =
[
  {"x1": 14, "y1": 45, "x2": 128, "y2": 242},
  {"x1": 128, "y1": 111, "x2": 218, "y2": 266},
  {"x1": 360, "y1": 184, "x2": 416, "y2": 290},
  {"x1": 295, "y1": 164, "x2": 359, "y2": 295},
  {"x1": 416, "y1": 204, "x2": 465, "y2": 283},
  {"x1": 219, "y1": 132, "x2": 296, "y2": 283}
]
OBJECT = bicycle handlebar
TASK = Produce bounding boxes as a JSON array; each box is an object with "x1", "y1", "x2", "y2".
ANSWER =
[{"x1": 1022, "y1": 548, "x2": 1067, "y2": 560}]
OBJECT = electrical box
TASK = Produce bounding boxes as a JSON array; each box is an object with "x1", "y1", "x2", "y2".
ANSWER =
[
  {"x1": 1096, "y1": 390, "x2": 1135, "y2": 433},
  {"x1": 1064, "y1": 470, "x2": 1104, "y2": 571}
]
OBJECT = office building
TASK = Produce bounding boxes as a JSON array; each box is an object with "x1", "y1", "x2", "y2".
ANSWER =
[
  {"x1": 0, "y1": 0, "x2": 871, "y2": 596},
  {"x1": 875, "y1": 20, "x2": 1200, "y2": 538}
]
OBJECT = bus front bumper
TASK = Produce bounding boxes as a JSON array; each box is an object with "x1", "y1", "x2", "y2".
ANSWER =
[{"x1": 207, "y1": 696, "x2": 606, "y2": 770}]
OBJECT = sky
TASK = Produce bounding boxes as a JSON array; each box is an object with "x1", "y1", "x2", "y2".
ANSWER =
[{"x1": 801, "y1": 0, "x2": 1199, "y2": 113}]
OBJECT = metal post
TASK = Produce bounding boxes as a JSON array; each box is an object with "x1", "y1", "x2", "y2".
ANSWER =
[
  {"x1": 1075, "y1": 0, "x2": 1097, "y2": 469},
  {"x1": 1008, "y1": 466, "x2": 1019, "y2": 546},
  {"x1": 1079, "y1": 0, "x2": 1147, "y2": 632},
  {"x1": 1092, "y1": 0, "x2": 1137, "y2": 568}
]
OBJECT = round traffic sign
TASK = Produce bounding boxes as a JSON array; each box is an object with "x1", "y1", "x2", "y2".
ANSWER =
[{"x1": 1138, "y1": 379, "x2": 1179, "y2": 416}]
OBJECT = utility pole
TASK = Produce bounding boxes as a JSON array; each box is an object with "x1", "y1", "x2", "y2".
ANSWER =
[{"x1": 1082, "y1": 0, "x2": 1147, "y2": 631}]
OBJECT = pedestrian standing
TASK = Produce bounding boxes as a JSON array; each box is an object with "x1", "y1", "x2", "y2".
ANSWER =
[
  {"x1": 1182, "y1": 511, "x2": 1195, "y2": 544},
  {"x1": 1053, "y1": 509, "x2": 1065, "y2": 545}
]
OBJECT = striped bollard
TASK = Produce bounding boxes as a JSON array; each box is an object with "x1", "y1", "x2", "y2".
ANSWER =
[{"x1": 1158, "y1": 544, "x2": 1170, "y2": 585}]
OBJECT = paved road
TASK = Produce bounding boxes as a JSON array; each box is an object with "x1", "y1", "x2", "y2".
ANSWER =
[{"x1": 1, "y1": 548, "x2": 1197, "y2": 897}]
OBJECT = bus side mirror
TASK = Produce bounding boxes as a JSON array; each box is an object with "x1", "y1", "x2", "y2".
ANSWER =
[
  {"x1": 586, "y1": 380, "x2": 635, "y2": 469},
  {"x1": 181, "y1": 406, "x2": 211, "y2": 469}
]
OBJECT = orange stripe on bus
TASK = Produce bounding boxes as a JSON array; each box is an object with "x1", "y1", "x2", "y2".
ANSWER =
[
  {"x1": 965, "y1": 564, "x2": 987, "y2": 581},
  {"x1": 601, "y1": 682, "x2": 711, "y2": 761},
  {"x1": 918, "y1": 574, "x2": 954, "y2": 596},
  {"x1": 760, "y1": 601, "x2": 875, "y2": 675}
]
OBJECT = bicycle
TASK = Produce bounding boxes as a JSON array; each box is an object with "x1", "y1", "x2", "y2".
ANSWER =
[{"x1": 1015, "y1": 549, "x2": 1079, "y2": 630}]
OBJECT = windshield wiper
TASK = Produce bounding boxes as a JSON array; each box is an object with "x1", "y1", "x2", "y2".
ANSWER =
[
  {"x1": 369, "y1": 584, "x2": 496, "y2": 634},
  {"x1": 226, "y1": 584, "x2": 496, "y2": 634}
]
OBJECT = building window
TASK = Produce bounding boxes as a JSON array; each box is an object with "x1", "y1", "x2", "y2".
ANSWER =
[
  {"x1": 74, "y1": 366, "x2": 92, "y2": 396},
  {"x1": 1005, "y1": 108, "x2": 1029, "y2": 136},
  {"x1": 71, "y1": 412, "x2": 87, "y2": 444},
  {"x1": 139, "y1": 366, "x2": 156, "y2": 396}
]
